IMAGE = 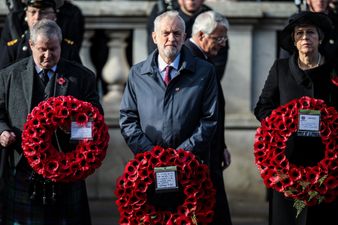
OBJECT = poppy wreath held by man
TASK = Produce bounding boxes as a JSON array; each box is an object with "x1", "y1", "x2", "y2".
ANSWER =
[
  {"x1": 115, "y1": 146, "x2": 216, "y2": 225},
  {"x1": 254, "y1": 96, "x2": 338, "y2": 217},
  {"x1": 22, "y1": 95, "x2": 109, "y2": 183}
]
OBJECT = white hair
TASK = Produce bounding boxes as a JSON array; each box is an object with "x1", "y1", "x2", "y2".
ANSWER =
[
  {"x1": 153, "y1": 10, "x2": 186, "y2": 33},
  {"x1": 30, "y1": 19, "x2": 62, "y2": 44},
  {"x1": 192, "y1": 11, "x2": 229, "y2": 36}
]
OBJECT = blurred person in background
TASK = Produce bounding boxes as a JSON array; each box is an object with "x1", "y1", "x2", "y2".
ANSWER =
[{"x1": 0, "y1": 0, "x2": 84, "y2": 69}]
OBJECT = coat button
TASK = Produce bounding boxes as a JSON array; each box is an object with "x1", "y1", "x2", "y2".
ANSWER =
[
  {"x1": 22, "y1": 46, "x2": 28, "y2": 51},
  {"x1": 175, "y1": 88, "x2": 180, "y2": 92}
]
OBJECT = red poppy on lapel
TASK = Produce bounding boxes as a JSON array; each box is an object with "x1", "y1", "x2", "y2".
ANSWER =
[{"x1": 57, "y1": 77, "x2": 66, "y2": 85}]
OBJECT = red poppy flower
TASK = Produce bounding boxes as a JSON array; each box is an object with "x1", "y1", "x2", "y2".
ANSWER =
[
  {"x1": 254, "y1": 96, "x2": 338, "y2": 215},
  {"x1": 57, "y1": 77, "x2": 66, "y2": 85}
]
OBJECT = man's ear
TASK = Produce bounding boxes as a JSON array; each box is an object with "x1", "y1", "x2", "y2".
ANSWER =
[
  {"x1": 198, "y1": 31, "x2": 204, "y2": 41},
  {"x1": 29, "y1": 39, "x2": 33, "y2": 49},
  {"x1": 152, "y1": 31, "x2": 157, "y2": 45}
]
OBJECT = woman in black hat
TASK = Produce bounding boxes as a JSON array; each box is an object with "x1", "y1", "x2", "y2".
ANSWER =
[{"x1": 254, "y1": 11, "x2": 338, "y2": 225}]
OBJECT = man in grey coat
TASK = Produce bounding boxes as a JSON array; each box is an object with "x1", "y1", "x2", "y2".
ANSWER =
[
  {"x1": 0, "y1": 19, "x2": 101, "y2": 224},
  {"x1": 120, "y1": 10, "x2": 220, "y2": 223},
  {"x1": 120, "y1": 10, "x2": 218, "y2": 163}
]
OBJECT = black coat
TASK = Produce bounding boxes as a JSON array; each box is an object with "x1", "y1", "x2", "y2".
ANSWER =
[
  {"x1": 184, "y1": 39, "x2": 227, "y2": 168},
  {"x1": 254, "y1": 53, "x2": 338, "y2": 225},
  {"x1": 57, "y1": 1, "x2": 85, "y2": 53},
  {"x1": 184, "y1": 39, "x2": 232, "y2": 225}
]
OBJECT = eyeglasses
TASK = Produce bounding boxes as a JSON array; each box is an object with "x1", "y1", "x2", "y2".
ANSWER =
[{"x1": 206, "y1": 35, "x2": 228, "y2": 44}]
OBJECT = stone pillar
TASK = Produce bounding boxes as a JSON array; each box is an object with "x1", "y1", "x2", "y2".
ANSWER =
[
  {"x1": 80, "y1": 30, "x2": 96, "y2": 74},
  {"x1": 252, "y1": 27, "x2": 278, "y2": 109},
  {"x1": 133, "y1": 28, "x2": 148, "y2": 64},
  {"x1": 223, "y1": 25, "x2": 255, "y2": 124},
  {"x1": 101, "y1": 30, "x2": 130, "y2": 120}
]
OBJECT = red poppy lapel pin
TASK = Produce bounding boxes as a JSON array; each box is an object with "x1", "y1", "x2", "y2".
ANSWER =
[{"x1": 57, "y1": 77, "x2": 66, "y2": 86}]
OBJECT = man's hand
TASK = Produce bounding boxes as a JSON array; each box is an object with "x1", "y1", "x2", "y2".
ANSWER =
[
  {"x1": 0, "y1": 131, "x2": 16, "y2": 147},
  {"x1": 221, "y1": 147, "x2": 231, "y2": 170}
]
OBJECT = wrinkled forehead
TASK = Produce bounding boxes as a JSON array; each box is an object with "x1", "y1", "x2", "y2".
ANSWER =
[{"x1": 160, "y1": 17, "x2": 185, "y2": 32}]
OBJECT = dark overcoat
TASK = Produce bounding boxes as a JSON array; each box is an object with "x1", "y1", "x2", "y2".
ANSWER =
[
  {"x1": 254, "y1": 53, "x2": 338, "y2": 225},
  {"x1": 184, "y1": 39, "x2": 232, "y2": 225},
  {"x1": 0, "y1": 56, "x2": 102, "y2": 225}
]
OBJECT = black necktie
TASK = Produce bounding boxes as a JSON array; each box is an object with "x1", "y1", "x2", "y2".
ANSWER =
[{"x1": 41, "y1": 69, "x2": 50, "y2": 86}]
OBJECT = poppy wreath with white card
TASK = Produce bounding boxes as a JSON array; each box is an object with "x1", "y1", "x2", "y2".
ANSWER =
[
  {"x1": 115, "y1": 146, "x2": 216, "y2": 225},
  {"x1": 22, "y1": 96, "x2": 109, "y2": 182},
  {"x1": 254, "y1": 96, "x2": 338, "y2": 217}
]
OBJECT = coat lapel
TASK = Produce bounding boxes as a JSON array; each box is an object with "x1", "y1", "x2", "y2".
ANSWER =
[
  {"x1": 21, "y1": 57, "x2": 35, "y2": 111},
  {"x1": 53, "y1": 60, "x2": 69, "y2": 97}
]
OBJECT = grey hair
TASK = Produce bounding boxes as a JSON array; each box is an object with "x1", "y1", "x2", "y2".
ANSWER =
[
  {"x1": 30, "y1": 19, "x2": 62, "y2": 44},
  {"x1": 192, "y1": 11, "x2": 229, "y2": 36},
  {"x1": 153, "y1": 10, "x2": 186, "y2": 33}
]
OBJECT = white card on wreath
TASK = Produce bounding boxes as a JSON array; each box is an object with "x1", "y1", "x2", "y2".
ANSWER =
[{"x1": 70, "y1": 122, "x2": 93, "y2": 140}]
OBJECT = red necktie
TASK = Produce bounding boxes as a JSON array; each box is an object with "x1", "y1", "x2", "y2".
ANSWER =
[{"x1": 164, "y1": 65, "x2": 172, "y2": 86}]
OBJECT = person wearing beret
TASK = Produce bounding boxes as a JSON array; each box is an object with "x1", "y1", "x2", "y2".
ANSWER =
[
  {"x1": 255, "y1": 11, "x2": 338, "y2": 225},
  {"x1": 0, "y1": 0, "x2": 82, "y2": 69}
]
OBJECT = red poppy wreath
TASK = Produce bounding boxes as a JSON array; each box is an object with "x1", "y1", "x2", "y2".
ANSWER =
[
  {"x1": 22, "y1": 96, "x2": 109, "y2": 183},
  {"x1": 254, "y1": 96, "x2": 338, "y2": 216},
  {"x1": 115, "y1": 146, "x2": 216, "y2": 225}
]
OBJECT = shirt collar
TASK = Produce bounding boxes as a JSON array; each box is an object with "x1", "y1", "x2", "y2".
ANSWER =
[
  {"x1": 158, "y1": 53, "x2": 181, "y2": 72},
  {"x1": 35, "y1": 65, "x2": 57, "y2": 74},
  {"x1": 189, "y1": 38, "x2": 208, "y2": 60}
]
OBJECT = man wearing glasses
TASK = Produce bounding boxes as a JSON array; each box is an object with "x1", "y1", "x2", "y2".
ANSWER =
[
  {"x1": 184, "y1": 10, "x2": 232, "y2": 225},
  {"x1": 0, "y1": 0, "x2": 81, "y2": 69}
]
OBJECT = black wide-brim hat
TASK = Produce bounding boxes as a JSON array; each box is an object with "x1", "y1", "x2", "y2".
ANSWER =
[
  {"x1": 279, "y1": 11, "x2": 333, "y2": 53},
  {"x1": 24, "y1": 0, "x2": 64, "y2": 10}
]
